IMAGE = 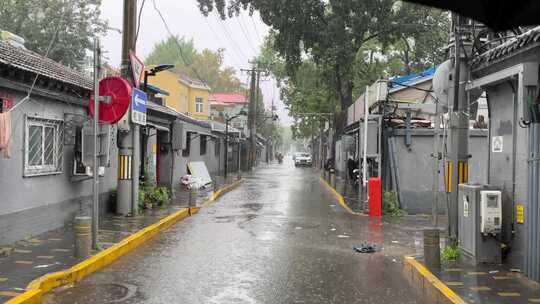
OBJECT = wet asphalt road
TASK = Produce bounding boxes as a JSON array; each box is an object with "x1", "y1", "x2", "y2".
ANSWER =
[{"x1": 46, "y1": 159, "x2": 422, "y2": 304}]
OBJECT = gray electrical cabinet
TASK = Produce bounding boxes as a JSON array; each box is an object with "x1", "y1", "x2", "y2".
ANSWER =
[{"x1": 458, "y1": 184, "x2": 502, "y2": 265}]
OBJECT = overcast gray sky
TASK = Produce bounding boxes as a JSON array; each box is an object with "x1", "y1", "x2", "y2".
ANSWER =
[{"x1": 100, "y1": 0, "x2": 290, "y2": 125}]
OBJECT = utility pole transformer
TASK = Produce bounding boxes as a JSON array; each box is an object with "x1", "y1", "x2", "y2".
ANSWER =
[{"x1": 117, "y1": 0, "x2": 138, "y2": 216}]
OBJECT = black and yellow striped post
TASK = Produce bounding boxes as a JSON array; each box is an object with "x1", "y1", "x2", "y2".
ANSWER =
[
  {"x1": 445, "y1": 160, "x2": 469, "y2": 193},
  {"x1": 118, "y1": 155, "x2": 133, "y2": 180},
  {"x1": 458, "y1": 160, "x2": 469, "y2": 185},
  {"x1": 117, "y1": 153, "x2": 133, "y2": 215},
  {"x1": 445, "y1": 161, "x2": 452, "y2": 193}
]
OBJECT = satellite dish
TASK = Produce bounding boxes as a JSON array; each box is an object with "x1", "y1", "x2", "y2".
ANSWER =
[
  {"x1": 433, "y1": 60, "x2": 452, "y2": 107},
  {"x1": 89, "y1": 77, "x2": 132, "y2": 124}
]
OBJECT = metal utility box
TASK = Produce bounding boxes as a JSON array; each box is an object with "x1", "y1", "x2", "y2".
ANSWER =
[{"x1": 458, "y1": 184, "x2": 502, "y2": 265}]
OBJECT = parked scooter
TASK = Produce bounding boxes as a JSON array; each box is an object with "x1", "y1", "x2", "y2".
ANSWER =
[{"x1": 352, "y1": 168, "x2": 361, "y2": 186}]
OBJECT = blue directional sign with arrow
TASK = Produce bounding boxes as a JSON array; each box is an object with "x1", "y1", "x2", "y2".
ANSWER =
[{"x1": 131, "y1": 88, "x2": 147, "y2": 125}]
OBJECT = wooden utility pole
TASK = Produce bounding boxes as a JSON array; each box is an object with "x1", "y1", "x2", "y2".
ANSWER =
[
  {"x1": 117, "y1": 0, "x2": 138, "y2": 216},
  {"x1": 121, "y1": 0, "x2": 136, "y2": 78}
]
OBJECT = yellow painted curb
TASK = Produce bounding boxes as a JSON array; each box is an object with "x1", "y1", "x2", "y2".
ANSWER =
[
  {"x1": 7, "y1": 179, "x2": 244, "y2": 304},
  {"x1": 201, "y1": 178, "x2": 245, "y2": 208},
  {"x1": 404, "y1": 256, "x2": 468, "y2": 304},
  {"x1": 319, "y1": 176, "x2": 362, "y2": 215}
]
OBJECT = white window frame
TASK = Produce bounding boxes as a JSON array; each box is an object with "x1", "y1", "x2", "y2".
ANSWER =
[
  {"x1": 24, "y1": 115, "x2": 63, "y2": 177},
  {"x1": 195, "y1": 97, "x2": 204, "y2": 113}
]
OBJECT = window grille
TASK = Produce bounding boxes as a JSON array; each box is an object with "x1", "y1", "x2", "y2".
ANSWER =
[{"x1": 24, "y1": 116, "x2": 63, "y2": 176}]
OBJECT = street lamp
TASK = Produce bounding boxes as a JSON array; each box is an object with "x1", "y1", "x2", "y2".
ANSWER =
[
  {"x1": 225, "y1": 110, "x2": 248, "y2": 179},
  {"x1": 140, "y1": 64, "x2": 174, "y2": 179},
  {"x1": 144, "y1": 64, "x2": 175, "y2": 91}
]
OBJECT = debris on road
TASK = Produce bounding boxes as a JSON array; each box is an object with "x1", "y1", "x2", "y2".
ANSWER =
[{"x1": 353, "y1": 243, "x2": 378, "y2": 253}]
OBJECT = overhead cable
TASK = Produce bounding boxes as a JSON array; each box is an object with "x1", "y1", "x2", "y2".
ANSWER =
[{"x1": 152, "y1": 0, "x2": 211, "y2": 90}]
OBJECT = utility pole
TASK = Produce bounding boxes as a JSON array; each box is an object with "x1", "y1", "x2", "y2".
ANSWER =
[
  {"x1": 242, "y1": 65, "x2": 267, "y2": 169},
  {"x1": 248, "y1": 67, "x2": 257, "y2": 169},
  {"x1": 92, "y1": 39, "x2": 101, "y2": 250},
  {"x1": 448, "y1": 14, "x2": 470, "y2": 242},
  {"x1": 254, "y1": 69, "x2": 261, "y2": 167},
  {"x1": 117, "y1": 0, "x2": 138, "y2": 216},
  {"x1": 432, "y1": 102, "x2": 441, "y2": 228}
]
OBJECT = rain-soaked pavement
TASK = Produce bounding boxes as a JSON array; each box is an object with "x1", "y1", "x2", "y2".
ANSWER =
[{"x1": 45, "y1": 158, "x2": 432, "y2": 304}]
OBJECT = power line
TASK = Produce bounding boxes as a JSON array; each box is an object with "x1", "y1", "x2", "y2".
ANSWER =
[
  {"x1": 203, "y1": 16, "x2": 243, "y2": 67},
  {"x1": 247, "y1": 13, "x2": 263, "y2": 45},
  {"x1": 236, "y1": 16, "x2": 259, "y2": 55},
  {"x1": 214, "y1": 14, "x2": 249, "y2": 60},
  {"x1": 134, "y1": 0, "x2": 147, "y2": 47},
  {"x1": 9, "y1": 28, "x2": 59, "y2": 114},
  {"x1": 151, "y1": 0, "x2": 211, "y2": 90}
]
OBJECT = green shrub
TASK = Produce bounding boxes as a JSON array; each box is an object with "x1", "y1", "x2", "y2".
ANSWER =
[
  {"x1": 138, "y1": 188, "x2": 146, "y2": 212},
  {"x1": 441, "y1": 245, "x2": 460, "y2": 262},
  {"x1": 146, "y1": 186, "x2": 170, "y2": 207},
  {"x1": 382, "y1": 191, "x2": 406, "y2": 217}
]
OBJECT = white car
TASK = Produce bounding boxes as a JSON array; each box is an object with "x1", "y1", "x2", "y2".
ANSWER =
[{"x1": 294, "y1": 153, "x2": 312, "y2": 167}]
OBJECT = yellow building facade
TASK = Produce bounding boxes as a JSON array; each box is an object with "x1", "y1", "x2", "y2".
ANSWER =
[{"x1": 148, "y1": 70, "x2": 211, "y2": 120}]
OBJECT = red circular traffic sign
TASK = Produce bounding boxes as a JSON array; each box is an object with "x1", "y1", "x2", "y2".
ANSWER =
[{"x1": 89, "y1": 76, "x2": 132, "y2": 124}]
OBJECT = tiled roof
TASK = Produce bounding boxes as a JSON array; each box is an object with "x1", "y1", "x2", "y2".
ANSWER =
[
  {"x1": 0, "y1": 40, "x2": 93, "y2": 90},
  {"x1": 210, "y1": 93, "x2": 248, "y2": 105},
  {"x1": 471, "y1": 26, "x2": 540, "y2": 67},
  {"x1": 147, "y1": 101, "x2": 179, "y2": 117}
]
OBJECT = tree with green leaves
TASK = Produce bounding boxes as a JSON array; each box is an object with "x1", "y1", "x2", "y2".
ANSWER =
[
  {"x1": 197, "y1": 1, "x2": 449, "y2": 141},
  {"x1": 145, "y1": 36, "x2": 243, "y2": 93},
  {"x1": 198, "y1": 0, "x2": 448, "y2": 135},
  {"x1": 0, "y1": 0, "x2": 107, "y2": 70}
]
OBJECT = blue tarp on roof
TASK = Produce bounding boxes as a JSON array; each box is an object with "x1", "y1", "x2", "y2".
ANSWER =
[{"x1": 388, "y1": 66, "x2": 437, "y2": 92}]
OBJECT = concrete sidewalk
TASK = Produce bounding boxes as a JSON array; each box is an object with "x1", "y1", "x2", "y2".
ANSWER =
[
  {"x1": 427, "y1": 257, "x2": 540, "y2": 303},
  {"x1": 0, "y1": 176, "x2": 234, "y2": 303}
]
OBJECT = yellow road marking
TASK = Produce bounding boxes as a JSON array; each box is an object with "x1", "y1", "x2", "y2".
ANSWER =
[
  {"x1": 0, "y1": 291, "x2": 20, "y2": 297},
  {"x1": 493, "y1": 276, "x2": 512, "y2": 280},
  {"x1": 467, "y1": 272, "x2": 487, "y2": 275},
  {"x1": 14, "y1": 261, "x2": 33, "y2": 265},
  {"x1": 470, "y1": 286, "x2": 491, "y2": 291},
  {"x1": 36, "y1": 256, "x2": 54, "y2": 260},
  {"x1": 13, "y1": 250, "x2": 31, "y2": 254},
  {"x1": 51, "y1": 249, "x2": 70, "y2": 252},
  {"x1": 529, "y1": 299, "x2": 540, "y2": 303},
  {"x1": 498, "y1": 292, "x2": 520, "y2": 297},
  {"x1": 48, "y1": 239, "x2": 62, "y2": 242},
  {"x1": 0, "y1": 278, "x2": 8, "y2": 282},
  {"x1": 445, "y1": 268, "x2": 463, "y2": 272},
  {"x1": 446, "y1": 282, "x2": 464, "y2": 286}
]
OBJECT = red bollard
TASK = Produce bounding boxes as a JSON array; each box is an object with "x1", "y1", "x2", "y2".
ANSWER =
[{"x1": 368, "y1": 177, "x2": 382, "y2": 217}]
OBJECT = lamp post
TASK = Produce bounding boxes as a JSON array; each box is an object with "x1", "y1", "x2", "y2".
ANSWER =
[
  {"x1": 144, "y1": 64, "x2": 175, "y2": 91},
  {"x1": 225, "y1": 110, "x2": 247, "y2": 179}
]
